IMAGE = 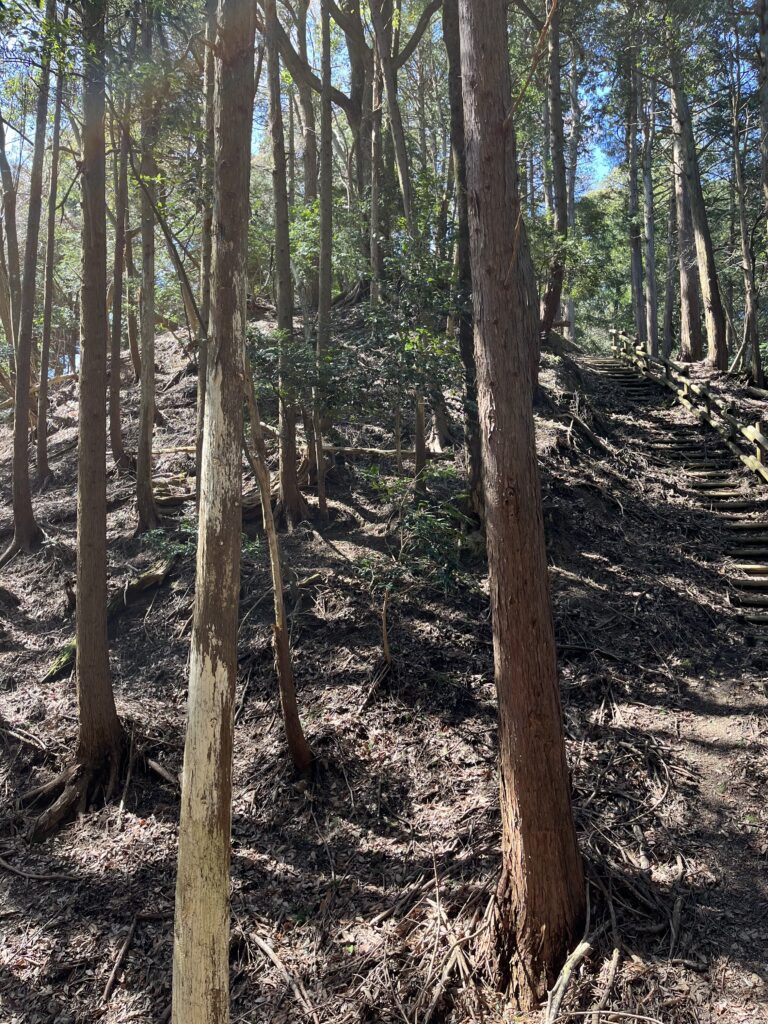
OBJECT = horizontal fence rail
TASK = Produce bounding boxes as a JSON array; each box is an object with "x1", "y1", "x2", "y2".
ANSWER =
[{"x1": 609, "y1": 329, "x2": 768, "y2": 486}]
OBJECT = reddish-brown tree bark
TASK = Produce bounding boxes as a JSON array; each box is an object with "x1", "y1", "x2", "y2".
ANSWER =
[{"x1": 458, "y1": 0, "x2": 585, "y2": 1007}]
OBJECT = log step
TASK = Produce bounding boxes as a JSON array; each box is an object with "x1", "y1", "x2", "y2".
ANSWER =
[
  {"x1": 725, "y1": 548, "x2": 768, "y2": 558},
  {"x1": 729, "y1": 563, "x2": 768, "y2": 574},
  {"x1": 724, "y1": 520, "x2": 768, "y2": 531},
  {"x1": 727, "y1": 535, "x2": 768, "y2": 546},
  {"x1": 731, "y1": 593, "x2": 768, "y2": 608},
  {"x1": 728, "y1": 577, "x2": 768, "y2": 590},
  {"x1": 688, "y1": 479, "x2": 735, "y2": 490}
]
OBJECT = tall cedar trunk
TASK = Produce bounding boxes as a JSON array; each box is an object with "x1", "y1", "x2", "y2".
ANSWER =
[
  {"x1": 267, "y1": 0, "x2": 307, "y2": 528},
  {"x1": 171, "y1": 1, "x2": 255, "y2": 1019},
  {"x1": 414, "y1": 392, "x2": 426, "y2": 486},
  {"x1": 136, "y1": 1, "x2": 160, "y2": 531},
  {"x1": 663, "y1": 189, "x2": 676, "y2": 359},
  {"x1": 458, "y1": 0, "x2": 585, "y2": 1007},
  {"x1": 77, "y1": 0, "x2": 124, "y2": 772},
  {"x1": 443, "y1": 0, "x2": 482, "y2": 518},
  {"x1": 671, "y1": 143, "x2": 703, "y2": 361},
  {"x1": 196, "y1": 0, "x2": 216, "y2": 507},
  {"x1": 370, "y1": 48, "x2": 383, "y2": 305},
  {"x1": 564, "y1": 44, "x2": 581, "y2": 343},
  {"x1": 540, "y1": 0, "x2": 568, "y2": 341},
  {"x1": 641, "y1": 83, "x2": 658, "y2": 355},
  {"x1": 1, "y1": 0, "x2": 54, "y2": 560},
  {"x1": 728, "y1": 5, "x2": 763, "y2": 386},
  {"x1": 370, "y1": 0, "x2": 415, "y2": 235},
  {"x1": 0, "y1": 115, "x2": 21, "y2": 351},
  {"x1": 627, "y1": 65, "x2": 646, "y2": 345},
  {"x1": 542, "y1": 94, "x2": 553, "y2": 214},
  {"x1": 315, "y1": 0, "x2": 332, "y2": 523},
  {"x1": 37, "y1": 59, "x2": 64, "y2": 483},
  {"x1": 109, "y1": 114, "x2": 131, "y2": 470},
  {"x1": 670, "y1": 53, "x2": 728, "y2": 370}
]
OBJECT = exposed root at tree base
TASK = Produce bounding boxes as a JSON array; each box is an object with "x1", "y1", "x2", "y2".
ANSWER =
[{"x1": 21, "y1": 747, "x2": 124, "y2": 843}]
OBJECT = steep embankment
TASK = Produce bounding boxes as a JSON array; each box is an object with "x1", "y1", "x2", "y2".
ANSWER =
[{"x1": 0, "y1": 335, "x2": 766, "y2": 1023}]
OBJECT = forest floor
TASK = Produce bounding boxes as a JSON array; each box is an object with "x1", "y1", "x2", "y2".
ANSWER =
[{"x1": 1, "y1": 324, "x2": 768, "y2": 1024}]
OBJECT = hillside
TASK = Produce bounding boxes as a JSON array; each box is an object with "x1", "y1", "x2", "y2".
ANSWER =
[{"x1": 1, "y1": 332, "x2": 767, "y2": 1024}]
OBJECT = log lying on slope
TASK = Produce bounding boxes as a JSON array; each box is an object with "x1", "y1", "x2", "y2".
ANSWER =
[{"x1": 41, "y1": 556, "x2": 176, "y2": 682}]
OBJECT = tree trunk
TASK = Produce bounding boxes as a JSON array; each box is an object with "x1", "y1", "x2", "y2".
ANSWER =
[
  {"x1": 0, "y1": 113, "x2": 21, "y2": 351},
  {"x1": 370, "y1": 48, "x2": 383, "y2": 306},
  {"x1": 315, "y1": 0, "x2": 333, "y2": 524},
  {"x1": 414, "y1": 392, "x2": 426, "y2": 486},
  {"x1": 671, "y1": 143, "x2": 703, "y2": 362},
  {"x1": 0, "y1": 0, "x2": 54, "y2": 562},
  {"x1": 443, "y1": 0, "x2": 482, "y2": 518},
  {"x1": 27, "y1": 0, "x2": 131, "y2": 842},
  {"x1": 136, "y1": 0, "x2": 160, "y2": 532},
  {"x1": 171, "y1": 1, "x2": 256, "y2": 1020},
  {"x1": 458, "y1": 0, "x2": 585, "y2": 1007},
  {"x1": 564, "y1": 43, "x2": 582, "y2": 344},
  {"x1": 267, "y1": 0, "x2": 308, "y2": 529},
  {"x1": 37, "y1": 57, "x2": 64, "y2": 484},
  {"x1": 663, "y1": 189, "x2": 676, "y2": 359},
  {"x1": 641, "y1": 82, "x2": 658, "y2": 355},
  {"x1": 626, "y1": 65, "x2": 646, "y2": 345},
  {"x1": 244, "y1": 360, "x2": 314, "y2": 771},
  {"x1": 539, "y1": 0, "x2": 568, "y2": 341},
  {"x1": 728, "y1": 3, "x2": 763, "y2": 386},
  {"x1": 109, "y1": 112, "x2": 132, "y2": 471},
  {"x1": 196, "y1": 0, "x2": 216, "y2": 507},
  {"x1": 370, "y1": 0, "x2": 415, "y2": 235},
  {"x1": 296, "y1": 18, "x2": 319, "y2": 307},
  {"x1": 124, "y1": 229, "x2": 142, "y2": 380},
  {"x1": 670, "y1": 51, "x2": 728, "y2": 370},
  {"x1": 758, "y1": 0, "x2": 768, "y2": 241}
]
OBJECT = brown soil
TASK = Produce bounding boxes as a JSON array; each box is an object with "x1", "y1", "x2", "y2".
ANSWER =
[{"x1": 1, "y1": 334, "x2": 767, "y2": 1024}]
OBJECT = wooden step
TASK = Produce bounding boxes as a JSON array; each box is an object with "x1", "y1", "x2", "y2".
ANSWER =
[
  {"x1": 728, "y1": 577, "x2": 768, "y2": 590},
  {"x1": 688, "y1": 479, "x2": 735, "y2": 490},
  {"x1": 727, "y1": 535, "x2": 768, "y2": 546},
  {"x1": 685, "y1": 469, "x2": 735, "y2": 479},
  {"x1": 724, "y1": 520, "x2": 768, "y2": 531},
  {"x1": 732, "y1": 593, "x2": 768, "y2": 608},
  {"x1": 727, "y1": 562, "x2": 768, "y2": 574},
  {"x1": 725, "y1": 548, "x2": 768, "y2": 558},
  {"x1": 709, "y1": 501, "x2": 759, "y2": 512},
  {"x1": 692, "y1": 490, "x2": 747, "y2": 500}
]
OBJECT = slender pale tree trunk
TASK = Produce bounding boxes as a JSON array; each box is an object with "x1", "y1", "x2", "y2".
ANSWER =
[
  {"x1": 124, "y1": 229, "x2": 142, "y2": 380},
  {"x1": 641, "y1": 82, "x2": 658, "y2": 355},
  {"x1": 370, "y1": 49, "x2": 383, "y2": 305},
  {"x1": 109, "y1": 111, "x2": 132, "y2": 471},
  {"x1": 443, "y1": 0, "x2": 482, "y2": 517},
  {"x1": 37, "y1": 56, "x2": 64, "y2": 484},
  {"x1": 244, "y1": 361, "x2": 313, "y2": 771},
  {"x1": 136, "y1": 0, "x2": 160, "y2": 532},
  {"x1": 314, "y1": 0, "x2": 332, "y2": 524},
  {"x1": 0, "y1": 114, "x2": 21, "y2": 351},
  {"x1": 267, "y1": 0, "x2": 307, "y2": 528},
  {"x1": 540, "y1": 0, "x2": 568, "y2": 340},
  {"x1": 564, "y1": 44, "x2": 582, "y2": 343},
  {"x1": 670, "y1": 52, "x2": 728, "y2": 370},
  {"x1": 172, "y1": 1, "x2": 256, "y2": 1020},
  {"x1": 296, "y1": 0, "x2": 319, "y2": 308},
  {"x1": 458, "y1": 0, "x2": 585, "y2": 1007}
]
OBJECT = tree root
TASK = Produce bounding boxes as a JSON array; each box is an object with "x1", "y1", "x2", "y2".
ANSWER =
[{"x1": 21, "y1": 747, "x2": 125, "y2": 843}]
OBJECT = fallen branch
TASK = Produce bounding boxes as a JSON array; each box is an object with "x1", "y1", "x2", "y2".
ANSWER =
[{"x1": 0, "y1": 854, "x2": 79, "y2": 882}]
